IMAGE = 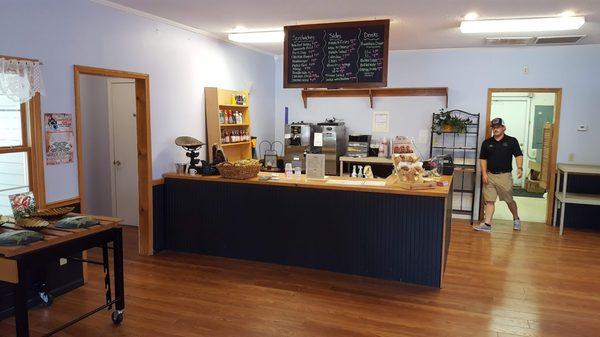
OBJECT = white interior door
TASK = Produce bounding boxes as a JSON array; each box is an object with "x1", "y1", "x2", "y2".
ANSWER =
[
  {"x1": 108, "y1": 79, "x2": 139, "y2": 226},
  {"x1": 490, "y1": 98, "x2": 529, "y2": 187}
]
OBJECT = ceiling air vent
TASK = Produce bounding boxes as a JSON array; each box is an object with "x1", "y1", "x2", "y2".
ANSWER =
[
  {"x1": 534, "y1": 35, "x2": 586, "y2": 44},
  {"x1": 485, "y1": 37, "x2": 535, "y2": 46}
]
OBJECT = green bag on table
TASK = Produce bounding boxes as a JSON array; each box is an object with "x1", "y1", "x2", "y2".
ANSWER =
[
  {"x1": 54, "y1": 216, "x2": 99, "y2": 229},
  {"x1": 0, "y1": 230, "x2": 44, "y2": 246}
]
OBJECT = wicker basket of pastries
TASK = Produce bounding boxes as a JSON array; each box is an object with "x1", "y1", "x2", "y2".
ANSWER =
[{"x1": 216, "y1": 159, "x2": 261, "y2": 180}]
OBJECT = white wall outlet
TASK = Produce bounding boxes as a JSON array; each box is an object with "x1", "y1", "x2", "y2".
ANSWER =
[
  {"x1": 59, "y1": 258, "x2": 67, "y2": 266},
  {"x1": 568, "y1": 153, "x2": 575, "y2": 161},
  {"x1": 577, "y1": 124, "x2": 588, "y2": 131}
]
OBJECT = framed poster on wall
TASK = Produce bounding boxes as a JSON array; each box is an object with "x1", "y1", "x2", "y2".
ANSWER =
[{"x1": 44, "y1": 113, "x2": 74, "y2": 165}]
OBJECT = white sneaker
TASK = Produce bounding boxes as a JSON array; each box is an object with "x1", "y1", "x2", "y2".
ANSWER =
[
  {"x1": 473, "y1": 223, "x2": 491, "y2": 233},
  {"x1": 513, "y1": 219, "x2": 521, "y2": 231}
]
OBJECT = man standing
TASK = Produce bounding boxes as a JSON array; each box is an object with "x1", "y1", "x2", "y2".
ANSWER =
[{"x1": 474, "y1": 117, "x2": 523, "y2": 232}]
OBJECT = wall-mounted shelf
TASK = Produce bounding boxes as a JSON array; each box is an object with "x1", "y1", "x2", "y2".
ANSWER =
[{"x1": 300, "y1": 87, "x2": 448, "y2": 109}]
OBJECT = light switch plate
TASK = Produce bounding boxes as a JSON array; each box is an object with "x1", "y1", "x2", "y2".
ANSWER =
[
  {"x1": 577, "y1": 125, "x2": 588, "y2": 131},
  {"x1": 59, "y1": 258, "x2": 67, "y2": 266}
]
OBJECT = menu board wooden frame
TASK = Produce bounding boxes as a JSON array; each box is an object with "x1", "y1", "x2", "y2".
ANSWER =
[{"x1": 283, "y1": 19, "x2": 389, "y2": 89}]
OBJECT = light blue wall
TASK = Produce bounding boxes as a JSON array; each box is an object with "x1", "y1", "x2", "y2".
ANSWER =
[
  {"x1": 275, "y1": 45, "x2": 600, "y2": 217},
  {"x1": 0, "y1": 0, "x2": 276, "y2": 203},
  {"x1": 276, "y1": 45, "x2": 600, "y2": 164}
]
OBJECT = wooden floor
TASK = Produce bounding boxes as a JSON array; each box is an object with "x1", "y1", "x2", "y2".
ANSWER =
[{"x1": 2, "y1": 220, "x2": 600, "y2": 337}]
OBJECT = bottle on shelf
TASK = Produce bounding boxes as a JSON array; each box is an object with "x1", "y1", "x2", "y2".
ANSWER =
[{"x1": 219, "y1": 110, "x2": 224, "y2": 124}]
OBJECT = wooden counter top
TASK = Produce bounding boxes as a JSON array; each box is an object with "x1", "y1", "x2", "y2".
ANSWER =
[{"x1": 163, "y1": 172, "x2": 452, "y2": 198}]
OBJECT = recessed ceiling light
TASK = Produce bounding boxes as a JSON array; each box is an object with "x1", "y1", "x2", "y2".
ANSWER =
[
  {"x1": 464, "y1": 12, "x2": 479, "y2": 20},
  {"x1": 460, "y1": 16, "x2": 585, "y2": 33},
  {"x1": 228, "y1": 30, "x2": 284, "y2": 43}
]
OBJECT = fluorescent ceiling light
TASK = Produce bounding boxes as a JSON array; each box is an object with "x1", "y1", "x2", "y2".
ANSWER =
[
  {"x1": 460, "y1": 16, "x2": 585, "y2": 33},
  {"x1": 228, "y1": 31, "x2": 284, "y2": 43}
]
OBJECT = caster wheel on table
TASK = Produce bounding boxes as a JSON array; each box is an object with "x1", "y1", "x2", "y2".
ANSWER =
[
  {"x1": 39, "y1": 292, "x2": 54, "y2": 307},
  {"x1": 112, "y1": 310, "x2": 124, "y2": 325}
]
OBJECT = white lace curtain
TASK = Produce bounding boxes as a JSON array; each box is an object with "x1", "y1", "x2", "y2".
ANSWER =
[{"x1": 0, "y1": 57, "x2": 46, "y2": 103}]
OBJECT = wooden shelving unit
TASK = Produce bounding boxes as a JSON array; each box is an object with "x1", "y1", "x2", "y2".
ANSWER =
[
  {"x1": 301, "y1": 87, "x2": 448, "y2": 109},
  {"x1": 204, "y1": 87, "x2": 252, "y2": 162}
]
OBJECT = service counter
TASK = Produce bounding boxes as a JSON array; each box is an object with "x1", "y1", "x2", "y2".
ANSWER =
[{"x1": 160, "y1": 173, "x2": 453, "y2": 287}]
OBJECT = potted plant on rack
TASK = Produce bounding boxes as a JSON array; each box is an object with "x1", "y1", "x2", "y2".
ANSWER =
[{"x1": 432, "y1": 109, "x2": 472, "y2": 134}]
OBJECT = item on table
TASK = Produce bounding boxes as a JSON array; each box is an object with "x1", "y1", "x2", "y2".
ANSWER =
[
  {"x1": 392, "y1": 136, "x2": 415, "y2": 154},
  {"x1": 16, "y1": 217, "x2": 49, "y2": 230},
  {"x1": 9, "y1": 191, "x2": 36, "y2": 220},
  {"x1": 175, "y1": 136, "x2": 204, "y2": 175},
  {"x1": 175, "y1": 163, "x2": 187, "y2": 174},
  {"x1": 364, "y1": 165, "x2": 374, "y2": 179},
  {"x1": 31, "y1": 206, "x2": 74, "y2": 220},
  {"x1": 378, "y1": 138, "x2": 390, "y2": 158},
  {"x1": 0, "y1": 229, "x2": 44, "y2": 246},
  {"x1": 216, "y1": 159, "x2": 261, "y2": 179},
  {"x1": 54, "y1": 216, "x2": 100, "y2": 229},
  {"x1": 393, "y1": 153, "x2": 425, "y2": 183}
]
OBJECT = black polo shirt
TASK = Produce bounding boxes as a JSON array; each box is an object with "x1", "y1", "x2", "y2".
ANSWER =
[{"x1": 479, "y1": 135, "x2": 523, "y2": 173}]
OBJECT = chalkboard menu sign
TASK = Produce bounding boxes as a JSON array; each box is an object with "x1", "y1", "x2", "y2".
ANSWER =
[{"x1": 284, "y1": 20, "x2": 389, "y2": 88}]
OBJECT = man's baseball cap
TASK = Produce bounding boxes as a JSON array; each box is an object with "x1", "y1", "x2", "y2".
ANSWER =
[{"x1": 491, "y1": 117, "x2": 505, "y2": 128}]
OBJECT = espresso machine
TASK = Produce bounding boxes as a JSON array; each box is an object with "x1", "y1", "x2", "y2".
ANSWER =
[
  {"x1": 284, "y1": 122, "x2": 314, "y2": 171},
  {"x1": 315, "y1": 118, "x2": 347, "y2": 176}
]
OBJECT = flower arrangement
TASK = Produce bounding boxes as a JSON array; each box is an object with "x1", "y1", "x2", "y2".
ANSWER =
[{"x1": 432, "y1": 109, "x2": 472, "y2": 134}]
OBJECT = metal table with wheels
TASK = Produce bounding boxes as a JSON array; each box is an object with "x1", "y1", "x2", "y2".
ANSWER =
[{"x1": 0, "y1": 215, "x2": 124, "y2": 337}]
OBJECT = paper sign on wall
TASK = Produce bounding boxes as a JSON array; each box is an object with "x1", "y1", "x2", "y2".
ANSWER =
[
  {"x1": 372, "y1": 111, "x2": 389, "y2": 133},
  {"x1": 45, "y1": 113, "x2": 74, "y2": 165}
]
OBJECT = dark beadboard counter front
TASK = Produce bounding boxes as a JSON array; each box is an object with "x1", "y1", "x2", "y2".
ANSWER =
[{"x1": 161, "y1": 173, "x2": 453, "y2": 287}]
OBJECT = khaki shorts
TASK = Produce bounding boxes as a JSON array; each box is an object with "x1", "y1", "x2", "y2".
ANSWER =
[{"x1": 483, "y1": 173, "x2": 514, "y2": 203}]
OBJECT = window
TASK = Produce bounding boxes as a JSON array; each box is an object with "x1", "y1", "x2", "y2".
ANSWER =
[{"x1": 0, "y1": 86, "x2": 44, "y2": 215}]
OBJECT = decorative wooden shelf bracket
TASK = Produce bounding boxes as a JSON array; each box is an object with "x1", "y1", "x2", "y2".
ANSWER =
[{"x1": 300, "y1": 87, "x2": 449, "y2": 109}]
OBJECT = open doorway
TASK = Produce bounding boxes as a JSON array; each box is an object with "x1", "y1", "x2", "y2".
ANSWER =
[
  {"x1": 485, "y1": 88, "x2": 561, "y2": 225},
  {"x1": 74, "y1": 66, "x2": 153, "y2": 255},
  {"x1": 79, "y1": 76, "x2": 139, "y2": 227}
]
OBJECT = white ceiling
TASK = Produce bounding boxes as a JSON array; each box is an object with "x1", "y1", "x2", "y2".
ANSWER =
[{"x1": 104, "y1": 0, "x2": 600, "y2": 54}]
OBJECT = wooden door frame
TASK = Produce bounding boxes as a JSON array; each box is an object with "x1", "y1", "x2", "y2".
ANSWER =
[
  {"x1": 74, "y1": 65, "x2": 153, "y2": 255},
  {"x1": 483, "y1": 88, "x2": 562, "y2": 226}
]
